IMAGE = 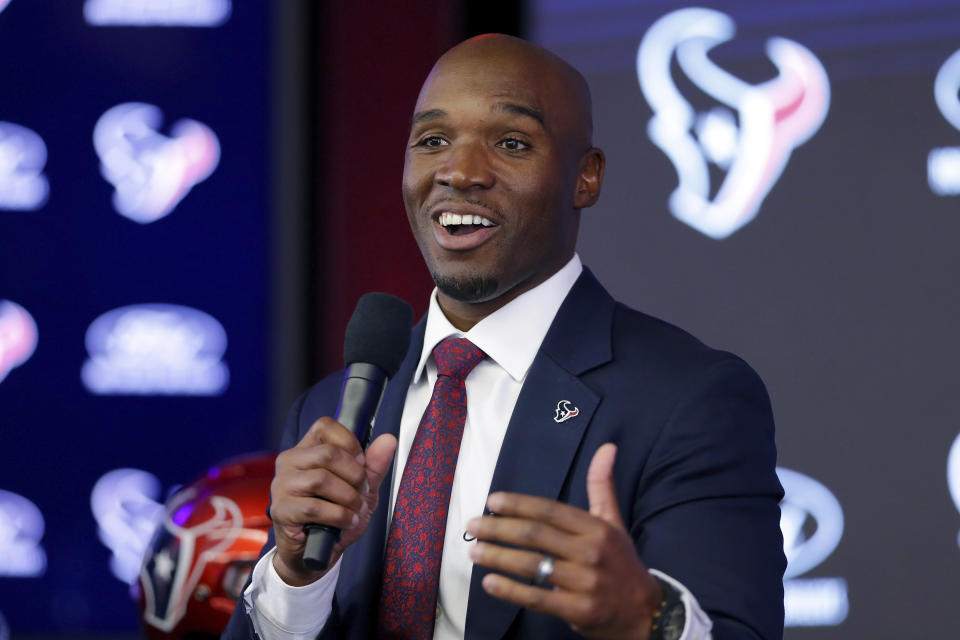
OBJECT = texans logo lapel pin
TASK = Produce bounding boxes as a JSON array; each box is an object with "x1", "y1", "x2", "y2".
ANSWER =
[{"x1": 554, "y1": 400, "x2": 580, "y2": 423}]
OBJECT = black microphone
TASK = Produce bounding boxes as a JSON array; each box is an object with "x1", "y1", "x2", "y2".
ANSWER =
[{"x1": 302, "y1": 292, "x2": 413, "y2": 571}]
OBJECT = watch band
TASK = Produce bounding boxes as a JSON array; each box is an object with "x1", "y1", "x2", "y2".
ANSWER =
[{"x1": 648, "y1": 575, "x2": 686, "y2": 640}]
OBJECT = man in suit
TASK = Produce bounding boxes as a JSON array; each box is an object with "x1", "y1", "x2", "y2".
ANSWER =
[{"x1": 224, "y1": 34, "x2": 784, "y2": 640}]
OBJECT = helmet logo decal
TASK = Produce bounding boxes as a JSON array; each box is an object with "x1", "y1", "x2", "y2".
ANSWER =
[
  {"x1": 637, "y1": 8, "x2": 830, "y2": 239},
  {"x1": 140, "y1": 491, "x2": 243, "y2": 632}
]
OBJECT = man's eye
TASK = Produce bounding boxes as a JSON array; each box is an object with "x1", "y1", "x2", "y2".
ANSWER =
[
  {"x1": 498, "y1": 137, "x2": 530, "y2": 151},
  {"x1": 417, "y1": 135, "x2": 448, "y2": 148}
]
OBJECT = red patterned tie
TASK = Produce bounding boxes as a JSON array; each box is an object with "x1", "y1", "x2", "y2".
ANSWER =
[{"x1": 377, "y1": 336, "x2": 485, "y2": 639}]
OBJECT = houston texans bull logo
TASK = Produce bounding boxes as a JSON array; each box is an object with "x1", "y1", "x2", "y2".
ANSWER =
[
  {"x1": 637, "y1": 8, "x2": 830, "y2": 239},
  {"x1": 554, "y1": 400, "x2": 580, "y2": 423},
  {"x1": 90, "y1": 468, "x2": 165, "y2": 585},
  {"x1": 93, "y1": 103, "x2": 220, "y2": 224},
  {"x1": 140, "y1": 489, "x2": 243, "y2": 632}
]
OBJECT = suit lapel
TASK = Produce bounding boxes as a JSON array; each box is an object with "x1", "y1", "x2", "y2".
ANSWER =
[
  {"x1": 334, "y1": 318, "x2": 425, "y2": 633},
  {"x1": 464, "y1": 269, "x2": 616, "y2": 640}
]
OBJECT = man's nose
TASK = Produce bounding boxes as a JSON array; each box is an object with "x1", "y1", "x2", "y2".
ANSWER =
[{"x1": 435, "y1": 142, "x2": 494, "y2": 190}]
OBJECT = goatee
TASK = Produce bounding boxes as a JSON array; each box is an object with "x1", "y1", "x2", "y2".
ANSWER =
[{"x1": 432, "y1": 274, "x2": 499, "y2": 302}]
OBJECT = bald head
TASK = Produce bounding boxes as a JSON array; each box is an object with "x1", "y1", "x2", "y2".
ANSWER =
[{"x1": 420, "y1": 34, "x2": 595, "y2": 154}]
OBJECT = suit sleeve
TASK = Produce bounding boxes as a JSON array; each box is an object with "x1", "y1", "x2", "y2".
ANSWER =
[{"x1": 632, "y1": 358, "x2": 786, "y2": 640}]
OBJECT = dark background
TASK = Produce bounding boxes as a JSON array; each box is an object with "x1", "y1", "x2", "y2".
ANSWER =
[{"x1": 0, "y1": 0, "x2": 957, "y2": 637}]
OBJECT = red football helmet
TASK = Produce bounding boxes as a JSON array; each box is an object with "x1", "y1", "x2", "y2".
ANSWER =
[{"x1": 136, "y1": 452, "x2": 275, "y2": 639}]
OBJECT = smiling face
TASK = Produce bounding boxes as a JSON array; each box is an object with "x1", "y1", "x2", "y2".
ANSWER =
[{"x1": 402, "y1": 35, "x2": 605, "y2": 329}]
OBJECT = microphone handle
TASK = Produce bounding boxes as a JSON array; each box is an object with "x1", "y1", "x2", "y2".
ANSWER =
[{"x1": 302, "y1": 362, "x2": 387, "y2": 571}]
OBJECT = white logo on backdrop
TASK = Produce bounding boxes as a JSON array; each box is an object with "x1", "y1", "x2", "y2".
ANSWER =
[
  {"x1": 93, "y1": 103, "x2": 220, "y2": 224},
  {"x1": 777, "y1": 467, "x2": 848, "y2": 627},
  {"x1": 0, "y1": 122, "x2": 49, "y2": 210},
  {"x1": 91, "y1": 469, "x2": 166, "y2": 585},
  {"x1": 946, "y1": 433, "x2": 960, "y2": 547},
  {"x1": 928, "y1": 49, "x2": 960, "y2": 196},
  {"x1": 637, "y1": 8, "x2": 830, "y2": 239},
  {"x1": 81, "y1": 304, "x2": 229, "y2": 396},
  {"x1": 84, "y1": 0, "x2": 231, "y2": 27},
  {"x1": 0, "y1": 490, "x2": 46, "y2": 577},
  {"x1": 0, "y1": 300, "x2": 38, "y2": 383}
]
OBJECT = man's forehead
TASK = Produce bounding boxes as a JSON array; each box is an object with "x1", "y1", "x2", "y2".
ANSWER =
[
  {"x1": 414, "y1": 63, "x2": 551, "y2": 121},
  {"x1": 420, "y1": 59, "x2": 543, "y2": 100}
]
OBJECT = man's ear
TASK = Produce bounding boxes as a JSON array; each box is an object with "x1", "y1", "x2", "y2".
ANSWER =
[{"x1": 573, "y1": 147, "x2": 605, "y2": 209}]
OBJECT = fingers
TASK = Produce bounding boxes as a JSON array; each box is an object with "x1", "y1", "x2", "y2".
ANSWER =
[
  {"x1": 272, "y1": 496, "x2": 359, "y2": 534},
  {"x1": 468, "y1": 444, "x2": 662, "y2": 636},
  {"x1": 271, "y1": 417, "x2": 374, "y2": 543},
  {"x1": 479, "y1": 573, "x2": 603, "y2": 630},
  {"x1": 480, "y1": 491, "x2": 602, "y2": 535},
  {"x1": 276, "y1": 467, "x2": 365, "y2": 513},
  {"x1": 278, "y1": 417, "x2": 368, "y2": 490},
  {"x1": 466, "y1": 513, "x2": 593, "y2": 565},
  {"x1": 469, "y1": 542, "x2": 601, "y2": 593},
  {"x1": 294, "y1": 416, "x2": 365, "y2": 460},
  {"x1": 586, "y1": 443, "x2": 625, "y2": 529},
  {"x1": 270, "y1": 417, "x2": 392, "y2": 586}
]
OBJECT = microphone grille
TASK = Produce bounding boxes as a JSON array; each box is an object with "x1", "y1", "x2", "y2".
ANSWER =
[{"x1": 343, "y1": 292, "x2": 414, "y2": 376}]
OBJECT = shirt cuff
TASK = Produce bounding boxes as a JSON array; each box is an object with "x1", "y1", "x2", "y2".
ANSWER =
[
  {"x1": 648, "y1": 569, "x2": 713, "y2": 640},
  {"x1": 242, "y1": 546, "x2": 340, "y2": 640}
]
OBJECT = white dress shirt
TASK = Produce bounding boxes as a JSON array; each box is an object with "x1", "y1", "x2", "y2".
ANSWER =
[{"x1": 243, "y1": 254, "x2": 711, "y2": 639}]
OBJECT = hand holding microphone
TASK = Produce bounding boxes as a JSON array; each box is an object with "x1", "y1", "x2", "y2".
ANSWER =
[{"x1": 268, "y1": 293, "x2": 412, "y2": 585}]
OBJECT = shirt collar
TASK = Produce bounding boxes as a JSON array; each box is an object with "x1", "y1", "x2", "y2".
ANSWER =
[{"x1": 414, "y1": 254, "x2": 583, "y2": 384}]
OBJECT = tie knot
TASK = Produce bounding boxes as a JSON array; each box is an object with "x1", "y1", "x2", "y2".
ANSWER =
[{"x1": 432, "y1": 337, "x2": 485, "y2": 381}]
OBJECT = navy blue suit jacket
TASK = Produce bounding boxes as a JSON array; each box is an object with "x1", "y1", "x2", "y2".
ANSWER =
[{"x1": 223, "y1": 269, "x2": 785, "y2": 639}]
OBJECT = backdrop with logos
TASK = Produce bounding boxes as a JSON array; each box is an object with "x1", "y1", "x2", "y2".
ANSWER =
[
  {"x1": 532, "y1": 0, "x2": 960, "y2": 636},
  {"x1": 0, "y1": 1, "x2": 269, "y2": 635}
]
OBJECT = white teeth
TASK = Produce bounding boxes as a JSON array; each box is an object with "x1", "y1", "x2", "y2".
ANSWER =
[{"x1": 439, "y1": 212, "x2": 495, "y2": 227}]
